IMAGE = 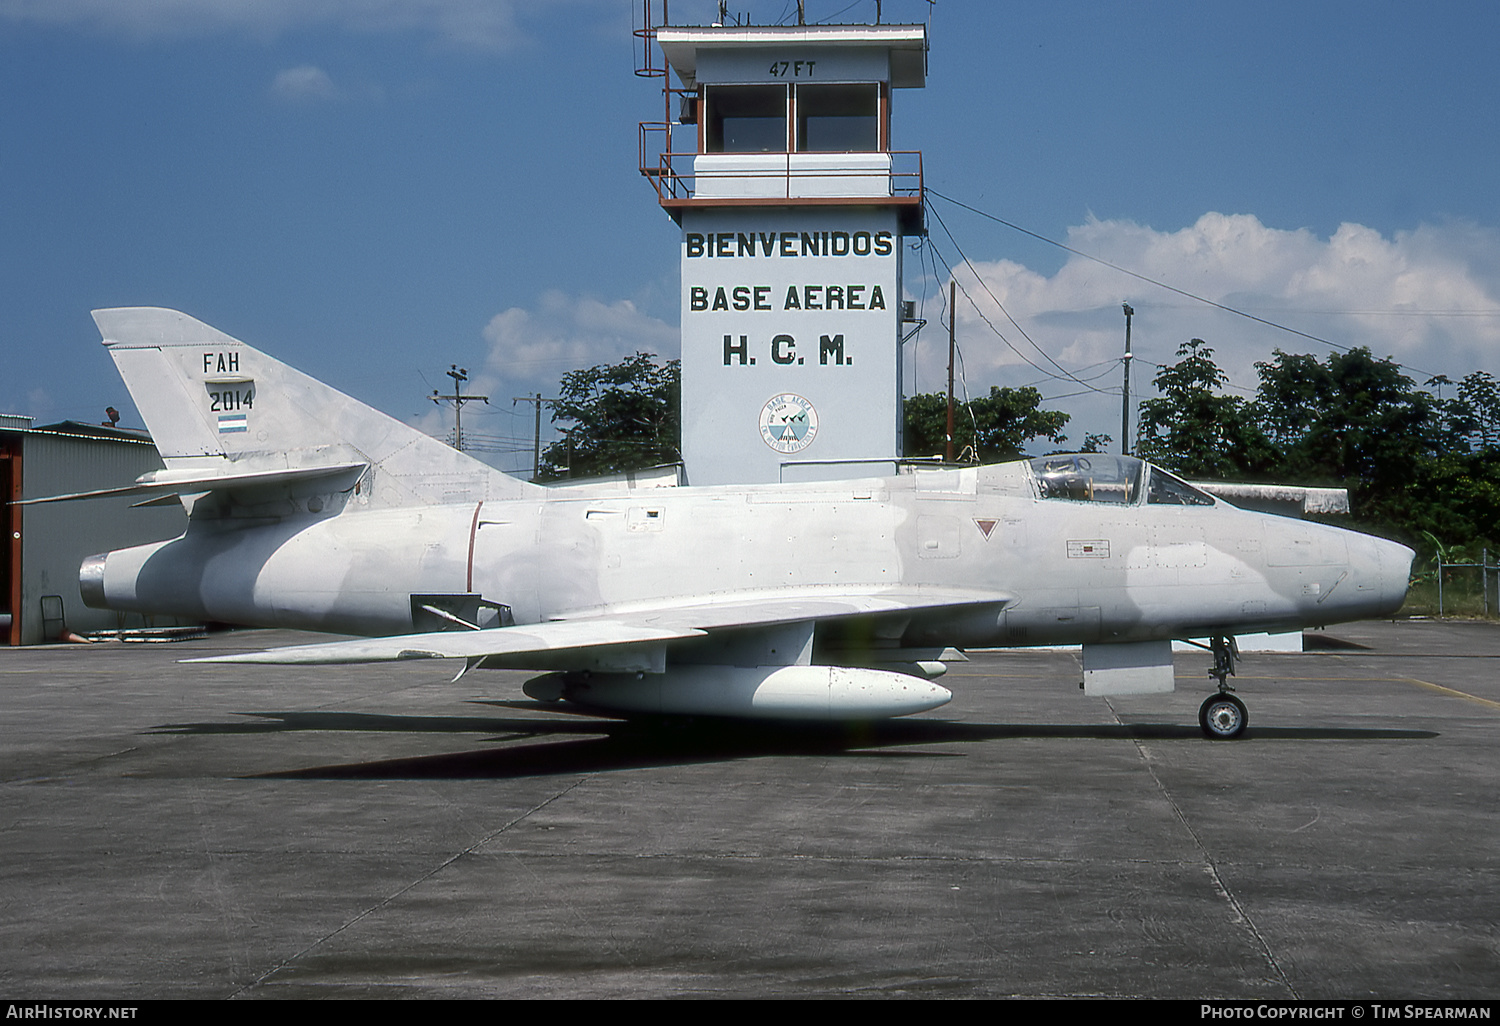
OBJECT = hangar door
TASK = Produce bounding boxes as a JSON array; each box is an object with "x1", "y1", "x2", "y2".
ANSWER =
[{"x1": 2, "y1": 438, "x2": 18, "y2": 645}]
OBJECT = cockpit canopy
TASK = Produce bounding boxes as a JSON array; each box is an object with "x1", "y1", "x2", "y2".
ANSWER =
[{"x1": 1028, "y1": 454, "x2": 1215, "y2": 507}]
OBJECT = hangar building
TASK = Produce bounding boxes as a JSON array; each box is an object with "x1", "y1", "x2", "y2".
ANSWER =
[{"x1": 2, "y1": 414, "x2": 188, "y2": 645}]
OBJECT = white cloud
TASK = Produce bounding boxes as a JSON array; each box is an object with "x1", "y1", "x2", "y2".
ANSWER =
[
  {"x1": 920, "y1": 213, "x2": 1500, "y2": 444},
  {"x1": 0, "y1": 0, "x2": 546, "y2": 52},
  {"x1": 477, "y1": 289, "x2": 678, "y2": 396},
  {"x1": 270, "y1": 64, "x2": 338, "y2": 101},
  {"x1": 411, "y1": 290, "x2": 678, "y2": 469}
]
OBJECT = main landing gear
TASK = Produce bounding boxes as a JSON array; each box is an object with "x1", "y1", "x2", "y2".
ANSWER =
[{"x1": 1195, "y1": 636, "x2": 1248, "y2": 740}]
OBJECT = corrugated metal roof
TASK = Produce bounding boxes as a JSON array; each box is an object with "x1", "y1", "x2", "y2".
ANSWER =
[
  {"x1": 35, "y1": 420, "x2": 154, "y2": 443},
  {"x1": 1, "y1": 419, "x2": 155, "y2": 446}
]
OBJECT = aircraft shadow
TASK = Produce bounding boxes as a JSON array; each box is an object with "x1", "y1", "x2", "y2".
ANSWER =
[
  {"x1": 148, "y1": 709, "x2": 598, "y2": 739},
  {"x1": 1302, "y1": 633, "x2": 1374, "y2": 651},
  {"x1": 149, "y1": 707, "x2": 1438, "y2": 781}
]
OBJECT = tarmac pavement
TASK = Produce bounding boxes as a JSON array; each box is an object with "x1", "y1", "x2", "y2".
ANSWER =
[{"x1": 2, "y1": 617, "x2": 1498, "y2": 998}]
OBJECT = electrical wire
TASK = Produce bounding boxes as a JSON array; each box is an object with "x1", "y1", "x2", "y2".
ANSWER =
[
  {"x1": 926, "y1": 199, "x2": 1118, "y2": 395},
  {"x1": 925, "y1": 233, "x2": 1117, "y2": 395},
  {"x1": 925, "y1": 188, "x2": 1451, "y2": 383}
]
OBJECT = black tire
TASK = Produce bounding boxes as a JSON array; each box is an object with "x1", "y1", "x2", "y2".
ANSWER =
[{"x1": 1199, "y1": 693, "x2": 1248, "y2": 739}]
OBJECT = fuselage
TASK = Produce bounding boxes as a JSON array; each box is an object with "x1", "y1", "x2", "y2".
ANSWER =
[{"x1": 84, "y1": 455, "x2": 1413, "y2": 650}]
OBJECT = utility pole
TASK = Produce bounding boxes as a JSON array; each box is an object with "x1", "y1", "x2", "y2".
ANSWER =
[
  {"x1": 1121, "y1": 303, "x2": 1134, "y2": 455},
  {"x1": 512, "y1": 393, "x2": 545, "y2": 480},
  {"x1": 431, "y1": 365, "x2": 488, "y2": 452},
  {"x1": 946, "y1": 279, "x2": 956, "y2": 463}
]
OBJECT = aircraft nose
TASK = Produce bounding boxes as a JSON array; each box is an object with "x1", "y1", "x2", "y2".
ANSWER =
[
  {"x1": 1379, "y1": 537, "x2": 1416, "y2": 615},
  {"x1": 1350, "y1": 532, "x2": 1415, "y2": 618}
]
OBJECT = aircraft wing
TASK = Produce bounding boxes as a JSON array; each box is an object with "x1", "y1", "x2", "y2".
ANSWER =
[
  {"x1": 189, "y1": 588, "x2": 1013, "y2": 667},
  {"x1": 188, "y1": 619, "x2": 707, "y2": 665}
]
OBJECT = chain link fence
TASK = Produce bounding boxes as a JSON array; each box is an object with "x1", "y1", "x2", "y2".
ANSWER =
[{"x1": 1408, "y1": 548, "x2": 1499, "y2": 617}]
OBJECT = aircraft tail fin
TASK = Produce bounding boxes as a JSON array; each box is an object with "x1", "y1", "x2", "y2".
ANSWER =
[{"x1": 93, "y1": 308, "x2": 537, "y2": 508}]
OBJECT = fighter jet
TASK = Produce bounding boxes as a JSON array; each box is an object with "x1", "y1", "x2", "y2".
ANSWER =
[{"x1": 43, "y1": 308, "x2": 1413, "y2": 738}]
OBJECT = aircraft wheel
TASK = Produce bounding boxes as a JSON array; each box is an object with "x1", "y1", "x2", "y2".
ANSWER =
[{"x1": 1199, "y1": 693, "x2": 1248, "y2": 740}]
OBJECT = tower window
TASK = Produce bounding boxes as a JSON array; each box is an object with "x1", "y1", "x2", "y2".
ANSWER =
[
  {"x1": 705, "y1": 85, "x2": 787, "y2": 153},
  {"x1": 796, "y1": 83, "x2": 880, "y2": 152}
]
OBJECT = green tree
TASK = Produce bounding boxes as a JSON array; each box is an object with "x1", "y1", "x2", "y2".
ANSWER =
[
  {"x1": 1252, "y1": 347, "x2": 1439, "y2": 533},
  {"x1": 537, "y1": 353, "x2": 680, "y2": 481},
  {"x1": 903, "y1": 386, "x2": 1070, "y2": 463},
  {"x1": 1413, "y1": 448, "x2": 1500, "y2": 546},
  {"x1": 1412, "y1": 371, "x2": 1500, "y2": 545},
  {"x1": 1454, "y1": 371, "x2": 1500, "y2": 451},
  {"x1": 1135, "y1": 339, "x2": 1270, "y2": 478}
]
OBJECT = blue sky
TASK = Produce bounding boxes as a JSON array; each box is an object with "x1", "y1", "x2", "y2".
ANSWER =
[{"x1": 4, "y1": 0, "x2": 1499, "y2": 471}]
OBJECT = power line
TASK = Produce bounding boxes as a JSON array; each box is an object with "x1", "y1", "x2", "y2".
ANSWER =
[
  {"x1": 925, "y1": 223, "x2": 1118, "y2": 397},
  {"x1": 925, "y1": 188, "x2": 1448, "y2": 382},
  {"x1": 926, "y1": 197, "x2": 1116, "y2": 394}
]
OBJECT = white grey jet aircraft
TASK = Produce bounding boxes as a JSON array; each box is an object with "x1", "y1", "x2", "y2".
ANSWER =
[{"x1": 46, "y1": 308, "x2": 1413, "y2": 738}]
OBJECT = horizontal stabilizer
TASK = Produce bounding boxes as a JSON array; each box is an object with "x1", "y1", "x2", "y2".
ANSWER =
[{"x1": 16, "y1": 462, "x2": 368, "y2": 506}]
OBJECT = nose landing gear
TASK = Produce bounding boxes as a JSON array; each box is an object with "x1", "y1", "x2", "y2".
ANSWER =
[
  {"x1": 1199, "y1": 691, "x2": 1248, "y2": 739},
  {"x1": 1197, "y1": 635, "x2": 1247, "y2": 739}
]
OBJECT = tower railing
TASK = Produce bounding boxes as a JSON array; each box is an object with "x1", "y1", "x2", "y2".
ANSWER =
[{"x1": 638, "y1": 131, "x2": 923, "y2": 206}]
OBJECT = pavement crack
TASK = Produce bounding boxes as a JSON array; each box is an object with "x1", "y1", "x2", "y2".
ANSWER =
[
  {"x1": 1105, "y1": 698, "x2": 1301, "y2": 999},
  {"x1": 229, "y1": 777, "x2": 585, "y2": 997}
]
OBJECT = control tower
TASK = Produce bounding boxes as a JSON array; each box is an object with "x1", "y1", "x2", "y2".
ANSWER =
[{"x1": 638, "y1": 8, "x2": 927, "y2": 485}]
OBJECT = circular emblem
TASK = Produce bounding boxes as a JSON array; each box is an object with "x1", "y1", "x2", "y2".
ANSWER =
[{"x1": 759, "y1": 393, "x2": 819, "y2": 453}]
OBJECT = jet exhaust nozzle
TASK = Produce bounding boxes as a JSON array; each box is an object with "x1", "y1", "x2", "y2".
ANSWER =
[{"x1": 80, "y1": 552, "x2": 108, "y2": 609}]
